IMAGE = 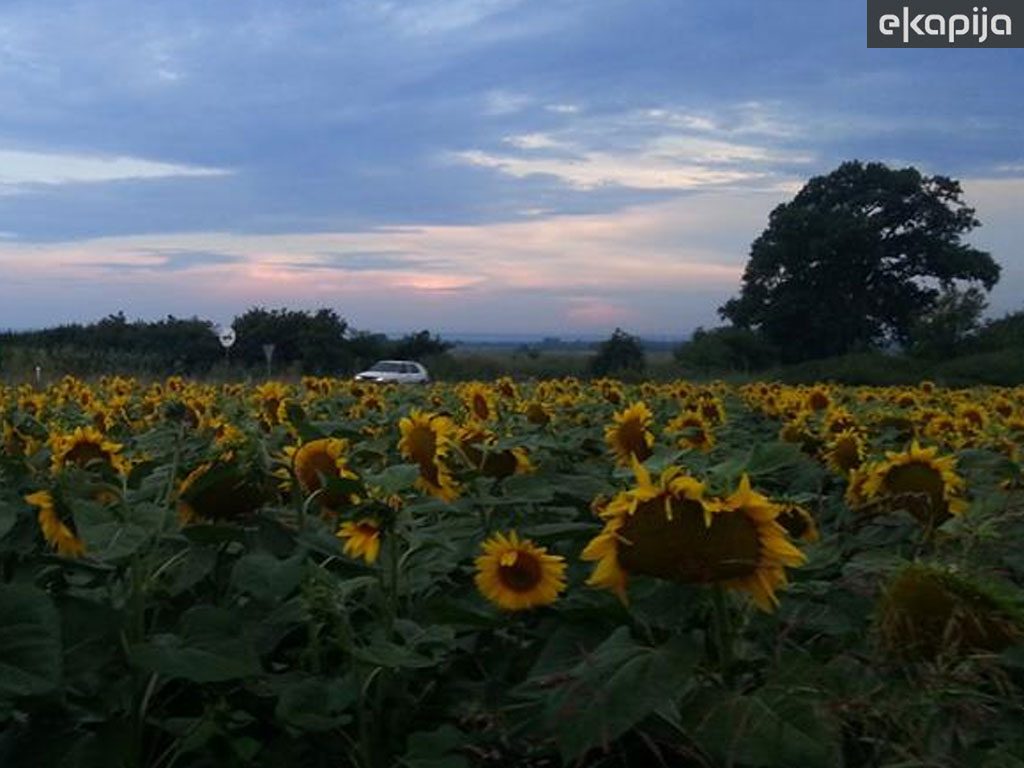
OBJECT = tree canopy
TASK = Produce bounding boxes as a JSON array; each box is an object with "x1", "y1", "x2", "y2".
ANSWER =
[
  {"x1": 591, "y1": 328, "x2": 645, "y2": 376},
  {"x1": 0, "y1": 309, "x2": 456, "y2": 377},
  {"x1": 719, "y1": 161, "x2": 1000, "y2": 362}
]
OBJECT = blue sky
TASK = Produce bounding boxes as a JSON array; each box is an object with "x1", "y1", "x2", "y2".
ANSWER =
[{"x1": 0, "y1": 0, "x2": 1021, "y2": 336}]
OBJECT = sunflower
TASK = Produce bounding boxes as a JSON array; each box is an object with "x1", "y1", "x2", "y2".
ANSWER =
[
  {"x1": 954, "y1": 403, "x2": 988, "y2": 433},
  {"x1": 844, "y1": 465, "x2": 872, "y2": 508},
  {"x1": 821, "y1": 407, "x2": 858, "y2": 437},
  {"x1": 353, "y1": 391, "x2": 386, "y2": 417},
  {"x1": 600, "y1": 382, "x2": 624, "y2": 405},
  {"x1": 690, "y1": 395, "x2": 725, "y2": 426},
  {"x1": 495, "y1": 376, "x2": 519, "y2": 400},
  {"x1": 861, "y1": 441, "x2": 967, "y2": 526},
  {"x1": 893, "y1": 391, "x2": 918, "y2": 410},
  {"x1": 475, "y1": 530, "x2": 566, "y2": 611},
  {"x1": 284, "y1": 438, "x2": 360, "y2": 512},
  {"x1": 872, "y1": 412, "x2": 915, "y2": 442},
  {"x1": 876, "y1": 563, "x2": 1022, "y2": 661},
  {"x1": 460, "y1": 382, "x2": 499, "y2": 423},
  {"x1": 397, "y1": 409, "x2": 460, "y2": 501},
  {"x1": 458, "y1": 426, "x2": 534, "y2": 479},
  {"x1": 805, "y1": 385, "x2": 832, "y2": 412},
  {"x1": 522, "y1": 400, "x2": 551, "y2": 426},
  {"x1": 336, "y1": 518, "x2": 382, "y2": 564},
  {"x1": 177, "y1": 459, "x2": 271, "y2": 525},
  {"x1": 779, "y1": 415, "x2": 821, "y2": 455},
  {"x1": 253, "y1": 381, "x2": 291, "y2": 428},
  {"x1": 25, "y1": 490, "x2": 85, "y2": 557},
  {"x1": 823, "y1": 428, "x2": 865, "y2": 476},
  {"x1": 990, "y1": 396, "x2": 1015, "y2": 419},
  {"x1": 3, "y1": 422, "x2": 41, "y2": 458},
  {"x1": 49, "y1": 426, "x2": 129, "y2": 475},
  {"x1": 665, "y1": 412, "x2": 715, "y2": 453},
  {"x1": 604, "y1": 402, "x2": 655, "y2": 466},
  {"x1": 776, "y1": 503, "x2": 819, "y2": 542},
  {"x1": 582, "y1": 466, "x2": 804, "y2": 611},
  {"x1": 210, "y1": 418, "x2": 246, "y2": 447}
]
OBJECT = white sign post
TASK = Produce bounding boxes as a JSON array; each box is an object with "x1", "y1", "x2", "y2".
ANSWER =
[
  {"x1": 262, "y1": 343, "x2": 275, "y2": 378},
  {"x1": 215, "y1": 325, "x2": 237, "y2": 369},
  {"x1": 218, "y1": 327, "x2": 236, "y2": 349}
]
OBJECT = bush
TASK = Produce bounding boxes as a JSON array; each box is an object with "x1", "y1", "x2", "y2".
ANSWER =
[
  {"x1": 590, "y1": 329, "x2": 645, "y2": 377},
  {"x1": 674, "y1": 326, "x2": 778, "y2": 373},
  {"x1": 772, "y1": 353, "x2": 931, "y2": 386},
  {"x1": 934, "y1": 350, "x2": 1024, "y2": 387}
]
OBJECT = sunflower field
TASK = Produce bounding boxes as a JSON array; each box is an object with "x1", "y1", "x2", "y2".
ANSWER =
[{"x1": 2, "y1": 374, "x2": 1024, "y2": 767}]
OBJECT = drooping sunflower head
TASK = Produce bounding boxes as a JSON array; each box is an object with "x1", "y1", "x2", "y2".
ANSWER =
[
  {"x1": 876, "y1": 563, "x2": 1022, "y2": 661},
  {"x1": 582, "y1": 466, "x2": 805, "y2": 611},
  {"x1": 49, "y1": 426, "x2": 129, "y2": 475},
  {"x1": 522, "y1": 400, "x2": 552, "y2": 426},
  {"x1": 872, "y1": 411, "x2": 916, "y2": 442},
  {"x1": 336, "y1": 518, "x2": 382, "y2": 565},
  {"x1": 25, "y1": 489, "x2": 85, "y2": 558},
  {"x1": 3, "y1": 421, "x2": 42, "y2": 459},
  {"x1": 285, "y1": 437, "x2": 360, "y2": 512},
  {"x1": 823, "y1": 428, "x2": 866, "y2": 476},
  {"x1": 844, "y1": 464, "x2": 872, "y2": 508},
  {"x1": 776, "y1": 503, "x2": 820, "y2": 543},
  {"x1": 604, "y1": 401, "x2": 655, "y2": 466},
  {"x1": 861, "y1": 441, "x2": 967, "y2": 526},
  {"x1": 475, "y1": 530, "x2": 566, "y2": 611},
  {"x1": 398, "y1": 409, "x2": 460, "y2": 501},
  {"x1": 458, "y1": 425, "x2": 534, "y2": 479},
  {"x1": 177, "y1": 458, "x2": 273, "y2": 526},
  {"x1": 779, "y1": 415, "x2": 822, "y2": 455}
]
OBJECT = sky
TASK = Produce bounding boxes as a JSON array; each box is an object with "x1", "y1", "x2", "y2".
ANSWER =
[{"x1": 0, "y1": 0, "x2": 1021, "y2": 338}]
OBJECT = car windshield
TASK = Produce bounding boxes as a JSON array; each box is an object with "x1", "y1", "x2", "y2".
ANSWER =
[{"x1": 370, "y1": 361, "x2": 403, "y2": 373}]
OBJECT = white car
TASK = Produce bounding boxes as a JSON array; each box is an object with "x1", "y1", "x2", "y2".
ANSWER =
[{"x1": 354, "y1": 360, "x2": 430, "y2": 384}]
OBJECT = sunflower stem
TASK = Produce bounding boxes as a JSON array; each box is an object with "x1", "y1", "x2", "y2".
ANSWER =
[
  {"x1": 386, "y1": 517, "x2": 400, "y2": 637},
  {"x1": 160, "y1": 421, "x2": 185, "y2": 525},
  {"x1": 710, "y1": 584, "x2": 735, "y2": 686}
]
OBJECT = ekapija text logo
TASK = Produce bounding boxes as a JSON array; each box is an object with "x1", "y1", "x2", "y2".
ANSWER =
[{"x1": 867, "y1": 0, "x2": 1019, "y2": 47}]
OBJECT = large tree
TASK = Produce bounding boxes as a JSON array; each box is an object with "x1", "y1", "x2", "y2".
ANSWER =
[{"x1": 719, "y1": 161, "x2": 1000, "y2": 362}]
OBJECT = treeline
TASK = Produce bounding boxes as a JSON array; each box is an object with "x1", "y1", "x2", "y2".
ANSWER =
[
  {"x1": 0, "y1": 308, "x2": 452, "y2": 377},
  {"x1": 668, "y1": 309, "x2": 1024, "y2": 386}
]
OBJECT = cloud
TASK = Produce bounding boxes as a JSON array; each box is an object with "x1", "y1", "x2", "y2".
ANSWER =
[
  {"x1": 370, "y1": 0, "x2": 528, "y2": 37},
  {"x1": 450, "y1": 102, "x2": 815, "y2": 192},
  {"x1": 453, "y1": 148, "x2": 767, "y2": 190},
  {"x1": 482, "y1": 89, "x2": 534, "y2": 116},
  {"x1": 285, "y1": 250, "x2": 455, "y2": 272},
  {"x1": 83, "y1": 249, "x2": 243, "y2": 272},
  {"x1": 0, "y1": 149, "x2": 229, "y2": 190}
]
